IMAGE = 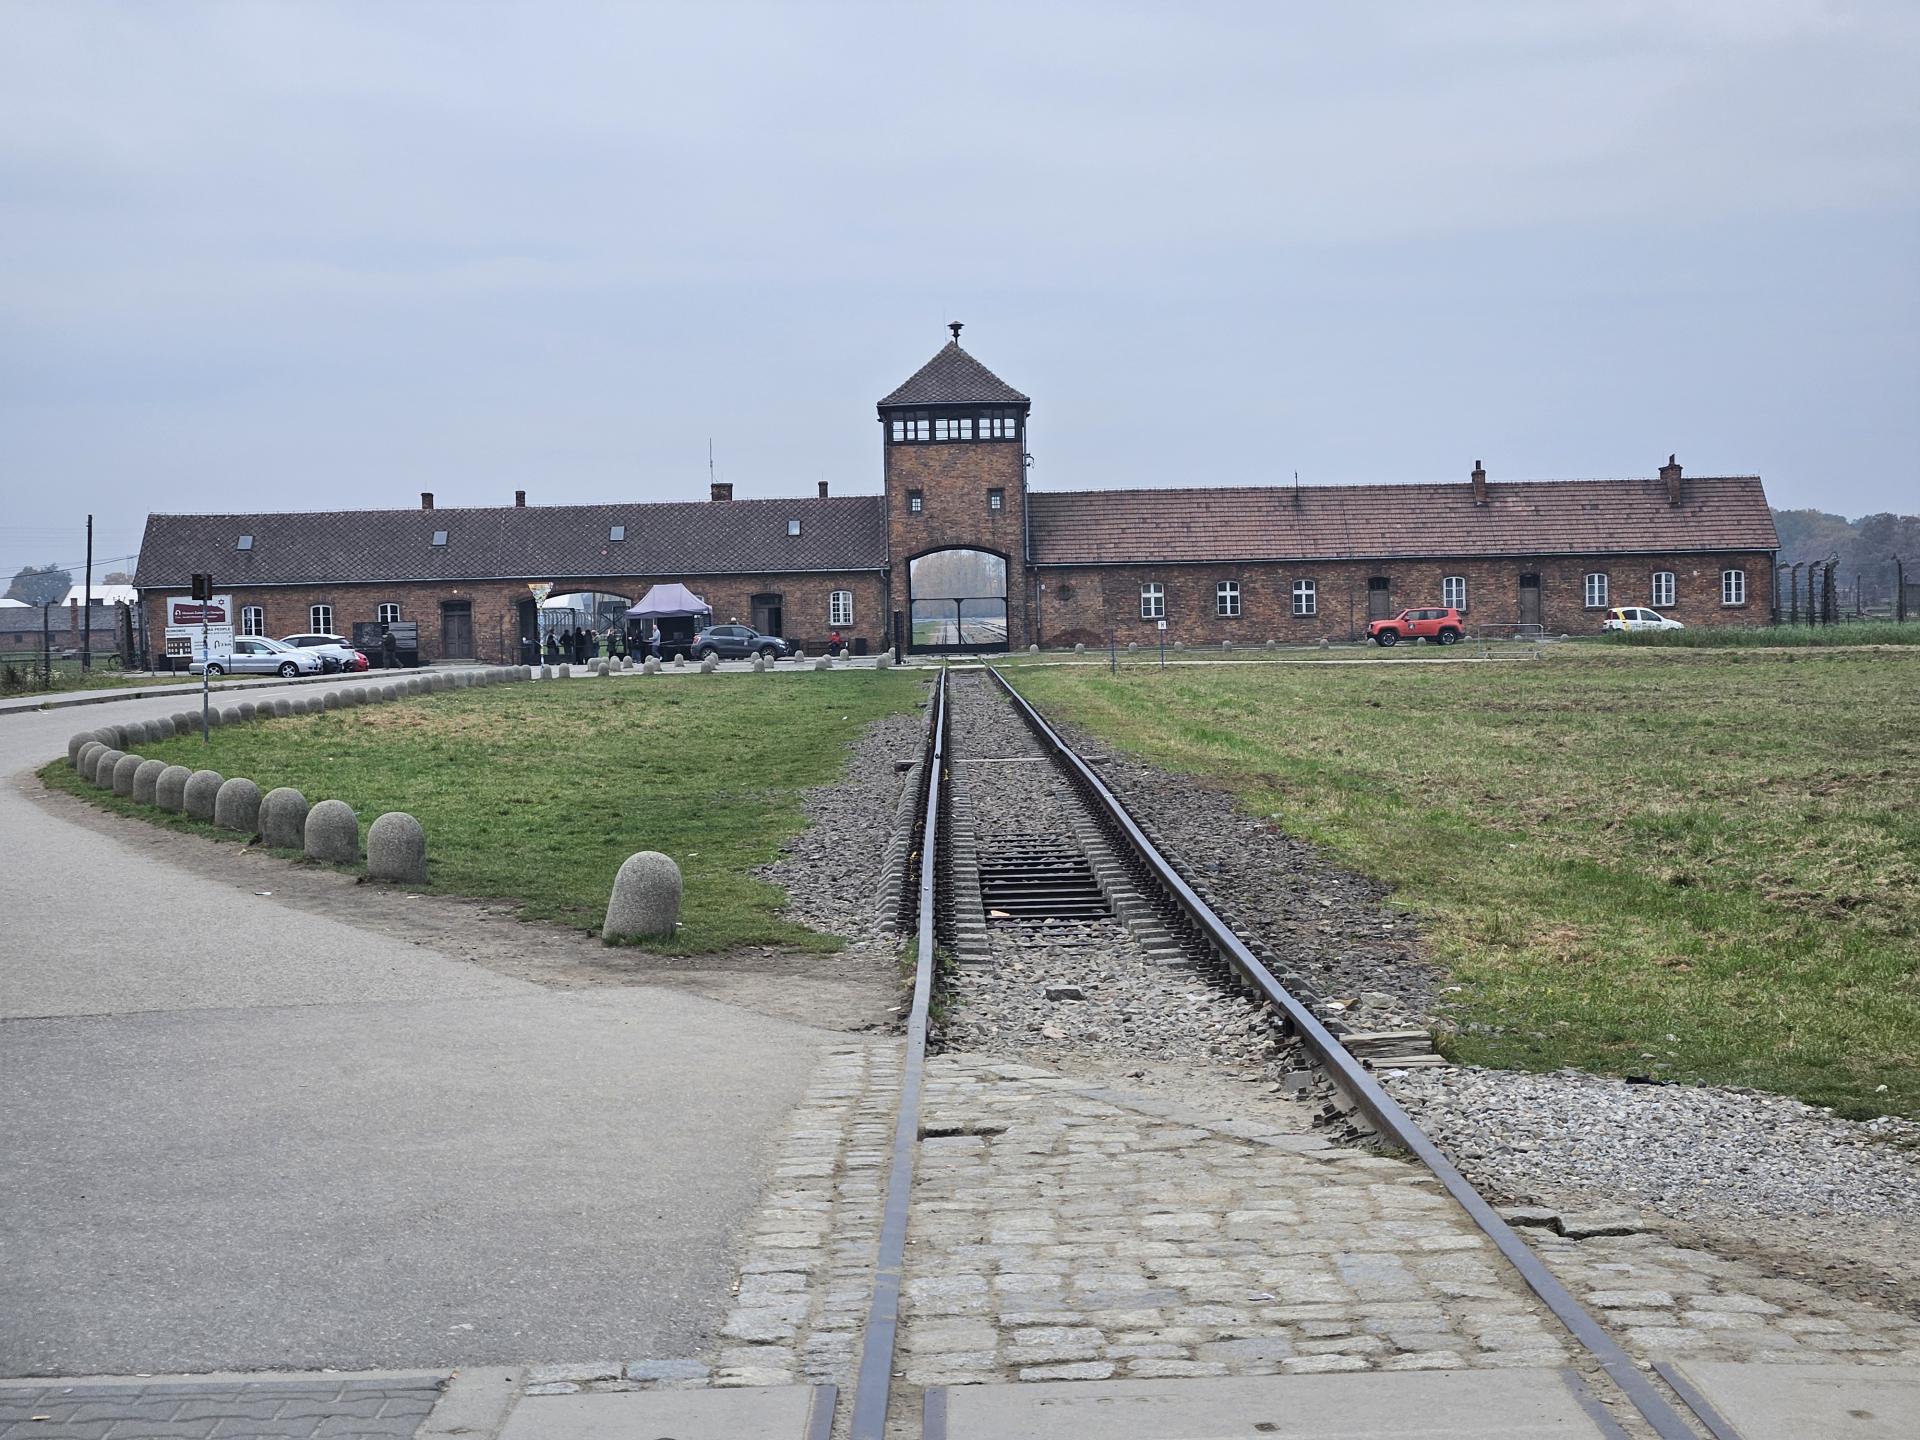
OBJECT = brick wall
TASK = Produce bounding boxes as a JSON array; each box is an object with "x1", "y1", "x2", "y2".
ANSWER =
[
  {"x1": 142, "y1": 570, "x2": 890, "y2": 666},
  {"x1": 1031, "y1": 551, "x2": 1776, "y2": 646},
  {"x1": 884, "y1": 433, "x2": 1030, "y2": 648}
]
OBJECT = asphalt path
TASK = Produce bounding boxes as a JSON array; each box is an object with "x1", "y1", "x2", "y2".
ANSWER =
[{"x1": 0, "y1": 675, "x2": 836, "y2": 1375}]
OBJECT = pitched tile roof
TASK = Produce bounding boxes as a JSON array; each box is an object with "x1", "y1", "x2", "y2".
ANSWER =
[
  {"x1": 1028, "y1": 476, "x2": 1778, "y2": 565},
  {"x1": 878, "y1": 341, "x2": 1030, "y2": 408},
  {"x1": 133, "y1": 494, "x2": 887, "y2": 590}
]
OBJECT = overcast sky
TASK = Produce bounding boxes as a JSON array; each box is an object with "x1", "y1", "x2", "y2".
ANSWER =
[{"x1": 2, "y1": 1, "x2": 1915, "y2": 580}]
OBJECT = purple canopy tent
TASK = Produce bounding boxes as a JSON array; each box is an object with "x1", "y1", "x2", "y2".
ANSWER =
[{"x1": 625, "y1": 583, "x2": 712, "y2": 621}]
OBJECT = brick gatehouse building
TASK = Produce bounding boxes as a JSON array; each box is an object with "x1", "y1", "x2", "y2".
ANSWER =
[{"x1": 136, "y1": 329, "x2": 1779, "y2": 662}]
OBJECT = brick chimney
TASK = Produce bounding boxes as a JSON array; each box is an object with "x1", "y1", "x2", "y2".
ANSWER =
[
  {"x1": 421, "y1": 492, "x2": 434, "y2": 511},
  {"x1": 710, "y1": 481, "x2": 733, "y2": 502},
  {"x1": 514, "y1": 490, "x2": 526, "y2": 507},
  {"x1": 817, "y1": 481, "x2": 829, "y2": 498},
  {"x1": 1471, "y1": 461, "x2": 1487, "y2": 506},
  {"x1": 1660, "y1": 454, "x2": 1683, "y2": 506}
]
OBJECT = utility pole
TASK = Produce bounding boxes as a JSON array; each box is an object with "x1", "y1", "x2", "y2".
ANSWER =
[{"x1": 81, "y1": 514, "x2": 93, "y2": 670}]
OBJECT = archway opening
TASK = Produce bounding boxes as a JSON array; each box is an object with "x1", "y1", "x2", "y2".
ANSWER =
[{"x1": 909, "y1": 549, "x2": 1008, "y2": 653}]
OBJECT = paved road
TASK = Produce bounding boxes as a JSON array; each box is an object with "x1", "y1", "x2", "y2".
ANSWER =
[{"x1": 0, "y1": 677, "x2": 836, "y2": 1375}]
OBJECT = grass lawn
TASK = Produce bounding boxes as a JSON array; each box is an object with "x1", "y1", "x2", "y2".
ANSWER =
[
  {"x1": 44, "y1": 672, "x2": 926, "y2": 953},
  {"x1": 1011, "y1": 648, "x2": 1920, "y2": 1120},
  {"x1": 2, "y1": 661, "x2": 197, "y2": 696},
  {"x1": 1606, "y1": 621, "x2": 1920, "y2": 649}
]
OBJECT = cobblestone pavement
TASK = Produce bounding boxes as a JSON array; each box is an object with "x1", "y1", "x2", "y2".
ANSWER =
[
  {"x1": 0, "y1": 1376, "x2": 443, "y2": 1440},
  {"x1": 896, "y1": 1054, "x2": 1569, "y2": 1388},
  {"x1": 514, "y1": 1041, "x2": 901, "y2": 1399},
  {"x1": 1522, "y1": 1226, "x2": 1920, "y2": 1367}
]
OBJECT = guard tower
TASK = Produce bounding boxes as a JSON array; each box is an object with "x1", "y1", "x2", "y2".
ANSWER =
[{"x1": 878, "y1": 324, "x2": 1031, "y2": 652}]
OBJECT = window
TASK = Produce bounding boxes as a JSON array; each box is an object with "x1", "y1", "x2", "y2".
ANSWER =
[
  {"x1": 787, "y1": 519, "x2": 802, "y2": 537},
  {"x1": 1442, "y1": 575, "x2": 1467, "y2": 610},
  {"x1": 236, "y1": 534, "x2": 254, "y2": 551},
  {"x1": 908, "y1": 490, "x2": 924, "y2": 514},
  {"x1": 829, "y1": 590, "x2": 853, "y2": 626},
  {"x1": 933, "y1": 414, "x2": 974, "y2": 441},
  {"x1": 310, "y1": 604, "x2": 333, "y2": 634},
  {"x1": 1722, "y1": 568, "x2": 1747, "y2": 605},
  {"x1": 377, "y1": 603, "x2": 400, "y2": 625},
  {"x1": 609, "y1": 525, "x2": 626, "y2": 542},
  {"x1": 1651, "y1": 571, "x2": 1675, "y2": 608},
  {"x1": 241, "y1": 605, "x2": 265, "y2": 636},
  {"x1": 981, "y1": 408, "x2": 1020, "y2": 439},
  {"x1": 987, "y1": 488, "x2": 1005, "y2": 512},
  {"x1": 889, "y1": 410, "x2": 931, "y2": 442},
  {"x1": 1140, "y1": 583, "x2": 1165, "y2": 620},
  {"x1": 1584, "y1": 573, "x2": 1609, "y2": 608},
  {"x1": 432, "y1": 530, "x2": 448, "y2": 546},
  {"x1": 1216, "y1": 580, "x2": 1241, "y2": 617},
  {"x1": 1292, "y1": 579, "x2": 1317, "y2": 617}
]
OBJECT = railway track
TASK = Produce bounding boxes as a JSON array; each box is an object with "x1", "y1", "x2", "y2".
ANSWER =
[{"x1": 847, "y1": 663, "x2": 1704, "y2": 1439}]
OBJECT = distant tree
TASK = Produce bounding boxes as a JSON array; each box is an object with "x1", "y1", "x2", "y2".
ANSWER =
[
  {"x1": 102, "y1": 570, "x2": 132, "y2": 585},
  {"x1": 6, "y1": 564, "x2": 73, "y2": 608},
  {"x1": 1772, "y1": 507, "x2": 1920, "y2": 608}
]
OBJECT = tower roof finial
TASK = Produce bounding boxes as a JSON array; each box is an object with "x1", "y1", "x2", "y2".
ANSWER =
[{"x1": 949, "y1": 321, "x2": 963, "y2": 343}]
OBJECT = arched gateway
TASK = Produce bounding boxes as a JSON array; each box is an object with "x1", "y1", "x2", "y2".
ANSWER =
[{"x1": 909, "y1": 548, "x2": 1009, "y2": 653}]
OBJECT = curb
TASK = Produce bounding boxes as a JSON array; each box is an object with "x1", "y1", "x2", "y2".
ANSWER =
[{"x1": 0, "y1": 668, "x2": 430, "y2": 720}]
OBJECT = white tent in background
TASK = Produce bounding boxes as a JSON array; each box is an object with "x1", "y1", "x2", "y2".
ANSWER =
[{"x1": 626, "y1": 584, "x2": 712, "y2": 621}]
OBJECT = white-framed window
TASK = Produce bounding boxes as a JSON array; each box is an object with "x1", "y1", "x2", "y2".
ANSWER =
[
  {"x1": 377, "y1": 602, "x2": 401, "y2": 625},
  {"x1": 1651, "y1": 571, "x2": 1675, "y2": 608},
  {"x1": 987, "y1": 488, "x2": 1004, "y2": 512},
  {"x1": 908, "y1": 490, "x2": 923, "y2": 514},
  {"x1": 241, "y1": 605, "x2": 265, "y2": 636},
  {"x1": 829, "y1": 590, "x2": 853, "y2": 626},
  {"x1": 1140, "y1": 583, "x2": 1165, "y2": 620},
  {"x1": 1584, "y1": 573, "x2": 1609, "y2": 608},
  {"x1": 890, "y1": 410, "x2": 930, "y2": 442},
  {"x1": 1216, "y1": 580, "x2": 1241, "y2": 617},
  {"x1": 981, "y1": 408, "x2": 1019, "y2": 439},
  {"x1": 310, "y1": 604, "x2": 333, "y2": 634},
  {"x1": 933, "y1": 415, "x2": 973, "y2": 441},
  {"x1": 1292, "y1": 579, "x2": 1316, "y2": 617},
  {"x1": 1442, "y1": 575, "x2": 1467, "y2": 610},
  {"x1": 1722, "y1": 568, "x2": 1747, "y2": 605}
]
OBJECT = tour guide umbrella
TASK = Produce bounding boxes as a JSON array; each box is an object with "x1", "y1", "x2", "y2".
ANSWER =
[{"x1": 626, "y1": 583, "x2": 712, "y2": 654}]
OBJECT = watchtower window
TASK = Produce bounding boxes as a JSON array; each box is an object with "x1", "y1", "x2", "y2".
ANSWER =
[
  {"x1": 890, "y1": 411, "x2": 930, "y2": 442},
  {"x1": 987, "y1": 488, "x2": 1004, "y2": 513},
  {"x1": 933, "y1": 415, "x2": 973, "y2": 441},
  {"x1": 908, "y1": 490, "x2": 924, "y2": 514},
  {"x1": 981, "y1": 408, "x2": 1020, "y2": 439}
]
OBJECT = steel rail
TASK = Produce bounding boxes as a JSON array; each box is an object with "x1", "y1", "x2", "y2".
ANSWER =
[
  {"x1": 986, "y1": 664, "x2": 1701, "y2": 1440},
  {"x1": 847, "y1": 668, "x2": 947, "y2": 1440}
]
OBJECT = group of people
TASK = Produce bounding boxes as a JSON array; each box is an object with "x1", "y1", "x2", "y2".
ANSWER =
[{"x1": 538, "y1": 622, "x2": 665, "y2": 667}]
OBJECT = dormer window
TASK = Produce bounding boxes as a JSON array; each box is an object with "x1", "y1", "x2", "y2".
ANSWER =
[
  {"x1": 236, "y1": 535, "x2": 254, "y2": 550},
  {"x1": 432, "y1": 530, "x2": 448, "y2": 546},
  {"x1": 609, "y1": 525, "x2": 626, "y2": 541},
  {"x1": 889, "y1": 410, "x2": 931, "y2": 443},
  {"x1": 787, "y1": 519, "x2": 802, "y2": 537}
]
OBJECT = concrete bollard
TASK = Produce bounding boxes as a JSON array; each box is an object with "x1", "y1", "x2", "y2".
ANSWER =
[
  {"x1": 540, "y1": 665, "x2": 552, "y2": 680},
  {"x1": 131, "y1": 758, "x2": 168, "y2": 806},
  {"x1": 260, "y1": 787, "x2": 310, "y2": 849},
  {"x1": 603, "y1": 851, "x2": 681, "y2": 942},
  {"x1": 1267, "y1": 639, "x2": 1277, "y2": 648},
  {"x1": 153, "y1": 716, "x2": 180, "y2": 740},
  {"x1": 597, "y1": 660, "x2": 610, "y2": 677},
  {"x1": 69, "y1": 732, "x2": 98, "y2": 768},
  {"x1": 235, "y1": 702, "x2": 254, "y2": 722},
  {"x1": 171, "y1": 711, "x2": 196, "y2": 733},
  {"x1": 876, "y1": 652, "x2": 893, "y2": 669},
  {"x1": 90, "y1": 748, "x2": 124, "y2": 786},
  {"x1": 155, "y1": 765, "x2": 192, "y2": 812},
  {"x1": 1319, "y1": 637, "x2": 1330, "y2": 649},
  {"x1": 1173, "y1": 640, "x2": 1184, "y2": 651},
  {"x1": 1074, "y1": 642, "x2": 1085, "y2": 653},
  {"x1": 752, "y1": 656, "x2": 765, "y2": 673},
  {"x1": 1029, "y1": 643, "x2": 1039, "y2": 654},
  {"x1": 1222, "y1": 640, "x2": 1232, "y2": 650},
  {"x1": 558, "y1": 664, "x2": 571, "y2": 679},
  {"x1": 304, "y1": 799, "x2": 359, "y2": 863},
  {"x1": 214, "y1": 777, "x2": 263, "y2": 834},
  {"x1": 367, "y1": 812, "x2": 427, "y2": 883},
  {"x1": 1128, "y1": 641, "x2": 1138, "y2": 652},
  {"x1": 701, "y1": 655, "x2": 718, "y2": 673},
  {"x1": 112, "y1": 753, "x2": 145, "y2": 796},
  {"x1": 220, "y1": 706, "x2": 244, "y2": 725},
  {"x1": 812, "y1": 657, "x2": 829, "y2": 671},
  {"x1": 323, "y1": 692, "x2": 341, "y2": 710},
  {"x1": 644, "y1": 656, "x2": 661, "y2": 674},
  {"x1": 791, "y1": 649, "x2": 805, "y2": 663},
  {"x1": 673, "y1": 654, "x2": 686, "y2": 669},
  {"x1": 183, "y1": 770, "x2": 224, "y2": 820},
  {"x1": 381, "y1": 684, "x2": 399, "y2": 701}
]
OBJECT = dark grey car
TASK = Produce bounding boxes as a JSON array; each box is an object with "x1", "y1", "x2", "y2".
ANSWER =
[{"x1": 690, "y1": 624, "x2": 789, "y2": 660}]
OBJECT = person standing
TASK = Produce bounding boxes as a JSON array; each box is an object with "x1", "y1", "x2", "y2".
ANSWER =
[
  {"x1": 648, "y1": 621, "x2": 662, "y2": 659},
  {"x1": 380, "y1": 627, "x2": 398, "y2": 670},
  {"x1": 544, "y1": 631, "x2": 560, "y2": 666}
]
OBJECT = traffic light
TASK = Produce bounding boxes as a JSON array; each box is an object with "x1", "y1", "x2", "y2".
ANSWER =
[{"x1": 190, "y1": 573, "x2": 214, "y2": 601}]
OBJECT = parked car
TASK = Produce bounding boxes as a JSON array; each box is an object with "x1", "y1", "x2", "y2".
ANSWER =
[
  {"x1": 279, "y1": 632, "x2": 360, "y2": 672},
  {"x1": 1367, "y1": 607, "x2": 1465, "y2": 646},
  {"x1": 192, "y1": 637, "x2": 325, "y2": 678},
  {"x1": 346, "y1": 650, "x2": 371, "y2": 672},
  {"x1": 1603, "y1": 606, "x2": 1684, "y2": 633},
  {"x1": 690, "y1": 624, "x2": 791, "y2": 660}
]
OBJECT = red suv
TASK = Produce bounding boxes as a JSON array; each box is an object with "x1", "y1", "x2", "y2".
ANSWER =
[{"x1": 1368, "y1": 607, "x2": 1464, "y2": 646}]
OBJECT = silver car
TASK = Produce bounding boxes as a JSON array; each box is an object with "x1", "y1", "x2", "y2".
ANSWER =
[{"x1": 192, "y1": 637, "x2": 325, "y2": 678}]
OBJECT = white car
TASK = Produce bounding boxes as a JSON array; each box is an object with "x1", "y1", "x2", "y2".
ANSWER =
[
  {"x1": 192, "y1": 636, "x2": 325, "y2": 678},
  {"x1": 280, "y1": 632, "x2": 361, "y2": 672},
  {"x1": 1603, "y1": 606, "x2": 1685, "y2": 632}
]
